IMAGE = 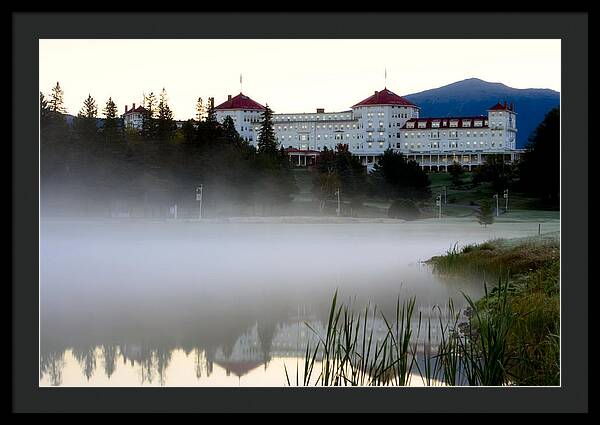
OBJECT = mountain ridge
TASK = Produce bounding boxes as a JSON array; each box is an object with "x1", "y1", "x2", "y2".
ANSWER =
[{"x1": 403, "y1": 78, "x2": 560, "y2": 148}]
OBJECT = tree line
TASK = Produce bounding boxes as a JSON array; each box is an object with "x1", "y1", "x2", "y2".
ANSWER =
[
  {"x1": 40, "y1": 82, "x2": 297, "y2": 217},
  {"x1": 40, "y1": 82, "x2": 559, "y2": 218}
]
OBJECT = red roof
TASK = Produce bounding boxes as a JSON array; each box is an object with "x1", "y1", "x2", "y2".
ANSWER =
[
  {"x1": 124, "y1": 105, "x2": 148, "y2": 115},
  {"x1": 352, "y1": 88, "x2": 418, "y2": 108},
  {"x1": 402, "y1": 116, "x2": 489, "y2": 130},
  {"x1": 215, "y1": 93, "x2": 265, "y2": 111},
  {"x1": 488, "y1": 101, "x2": 514, "y2": 111}
]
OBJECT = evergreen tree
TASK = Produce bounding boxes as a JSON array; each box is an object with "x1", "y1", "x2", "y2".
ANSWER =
[
  {"x1": 195, "y1": 97, "x2": 205, "y2": 121},
  {"x1": 157, "y1": 88, "x2": 176, "y2": 140},
  {"x1": 40, "y1": 92, "x2": 51, "y2": 129},
  {"x1": 222, "y1": 116, "x2": 243, "y2": 144},
  {"x1": 142, "y1": 92, "x2": 157, "y2": 139},
  {"x1": 369, "y1": 149, "x2": 430, "y2": 200},
  {"x1": 205, "y1": 97, "x2": 216, "y2": 123},
  {"x1": 517, "y1": 107, "x2": 560, "y2": 206},
  {"x1": 102, "y1": 97, "x2": 122, "y2": 141},
  {"x1": 447, "y1": 161, "x2": 464, "y2": 187},
  {"x1": 257, "y1": 105, "x2": 278, "y2": 156},
  {"x1": 472, "y1": 154, "x2": 516, "y2": 192},
  {"x1": 49, "y1": 82, "x2": 66, "y2": 114},
  {"x1": 181, "y1": 119, "x2": 197, "y2": 143},
  {"x1": 477, "y1": 199, "x2": 494, "y2": 227},
  {"x1": 74, "y1": 94, "x2": 99, "y2": 141}
]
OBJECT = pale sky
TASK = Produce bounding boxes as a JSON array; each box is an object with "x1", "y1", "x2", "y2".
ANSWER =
[{"x1": 39, "y1": 39, "x2": 561, "y2": 120}]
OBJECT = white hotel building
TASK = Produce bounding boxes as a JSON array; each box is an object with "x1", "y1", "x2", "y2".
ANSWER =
[{"x1": 214, "y1": 88, "x2": 521, "y2": 171}]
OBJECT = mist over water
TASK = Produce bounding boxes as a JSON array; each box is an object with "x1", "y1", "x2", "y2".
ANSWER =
[{"x1": 40, "y1": 218, "x2": 546, "y2": 386}]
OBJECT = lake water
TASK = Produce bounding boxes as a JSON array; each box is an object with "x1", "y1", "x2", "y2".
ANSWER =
[{"x1": 39, "y1": 218, "x2": 554, "y2": 386}]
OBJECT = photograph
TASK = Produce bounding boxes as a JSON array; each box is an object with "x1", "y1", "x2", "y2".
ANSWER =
[{"x1": 37, "y1": 38, "x2": 562, "y2": 388}]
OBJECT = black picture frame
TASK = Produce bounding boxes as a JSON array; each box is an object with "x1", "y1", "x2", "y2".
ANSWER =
[{"x1": 12, "y1": 12, "x2": 588, "y2": 413}]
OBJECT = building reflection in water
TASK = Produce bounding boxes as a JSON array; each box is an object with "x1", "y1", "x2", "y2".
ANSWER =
[{"x1": 40, "y1": 301, "x2": 462, "y2": 386}]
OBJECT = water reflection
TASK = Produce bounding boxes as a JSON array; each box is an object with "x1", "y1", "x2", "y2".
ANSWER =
[
  {"x1": 40, "y1": 306, "x2": 467, "y2": 386},
  {"x1": 40, "y1": 220, "x2": 547, "y2": 386}
]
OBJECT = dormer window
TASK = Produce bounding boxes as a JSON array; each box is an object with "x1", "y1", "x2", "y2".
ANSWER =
[
  {"x1": 449, "y1": 120, "x2": 459, "y2": 128},
  {"x1": 474, "y1": 120, "x2": 483, "y2": 127},
  {"x1": 406, "y1": 122, "x2": 415, "y2": 128},
  {"x1": 462, "y1": 120, "x2": 471, "y2": 127},
  {"x1": 418, "y1": 121, "x2": 426, "y2": 128},
  {"x1": 431, "y1": 120, "x2": 440, "y2": 128}
]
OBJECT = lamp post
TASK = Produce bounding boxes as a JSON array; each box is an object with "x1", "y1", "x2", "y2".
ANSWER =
[
  {"x1": 436, "y1": 194, "x2": 442, "y2": 219},
  {"x1": 503, "y1": 189, "x2": 509, "y2": 212},
  {"x1": 335, "y1": 188, "x2": 341, "y2": 217},
  {"x1": 196, "y1": 185, "x2": 203, "y2": 220},
  {"x1": 442, "y1": 186, "x2": 447, "y2": 204},
  {"x1": 493, "y1": 193, "x2": 499, "y2": 217}
]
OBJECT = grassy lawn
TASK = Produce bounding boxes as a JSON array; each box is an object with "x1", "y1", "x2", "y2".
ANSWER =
[
  {"x1": 292, "y1": 168, "x2": 559, "y2": 220},
  {"x1": 427, "y1": 172, "x2": 558, "y2": 211}
]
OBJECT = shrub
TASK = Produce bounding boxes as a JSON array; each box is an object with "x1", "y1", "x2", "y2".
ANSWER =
[{"x1": 388, "y1": 199, "x2": 421, "y2": 220}]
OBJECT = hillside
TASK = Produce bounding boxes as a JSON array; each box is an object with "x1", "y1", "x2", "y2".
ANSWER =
[{"x1": 404, "y1": 78, "x2": 560, "y2": 148}]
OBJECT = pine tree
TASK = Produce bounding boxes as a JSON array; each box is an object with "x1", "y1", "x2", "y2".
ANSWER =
[
  {"x1": 205, "y1": 97, "x2": 216, "y2": 123},
  {"x1": 195, "y1": 97, "x2": 205, "y2": 122},
  {"x1": 78, "y1": 94, "x2": 97, "y2": 118},
  {"x1": 102, "y1": 97, "x2": 121, "y2": 141},
  {"x1": 257, "y1": 104, "x2": 278, "y2": 156},
  {"x1": 74, "y1": 94, "x2": 98, "y2": 141},
  {"x1": 222, "y1": 116, "x2": 242, "y2": 144},
  {"x1": 142, "y1": 92, "x2": 157, "y2": 139},
  {"x1": 40, "y1": 92, "x2": 51, "y2": 129},
  {"x1": 157, "y1": 88, "x2": 176, "y2": 140},
  {"x1": 517, "y1": 107, "x2": 560, "y2": 205},
  {"x1": 49, "y1": 82, "x2": 66, "y2": 114},
  {"x1": 448, "y1": 161, "x2": 464, "y2": 187},
  {"x1": 477, "y1": 199, "x2": 494, "y2": 227}
]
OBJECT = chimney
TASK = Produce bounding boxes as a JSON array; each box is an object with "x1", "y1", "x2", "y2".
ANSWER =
[
  {"x1": 132, "y1": 102, "x2": 136, "y2": 110},
  {"x1": 228, "y1": 94, "x2": 232, "y2": 101},
  {"x1": 503, "y1": 100, "x2": 507, "y2": 108},
  {"x1": 125, "y1": 105, "x2": 128, "y2": 113},
  {"x1": 316, "y1": 108, "x2": 324, "y2": 113},
  {"x1": 374, "y1": 91, "x2": 378, "y2": 95}
]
